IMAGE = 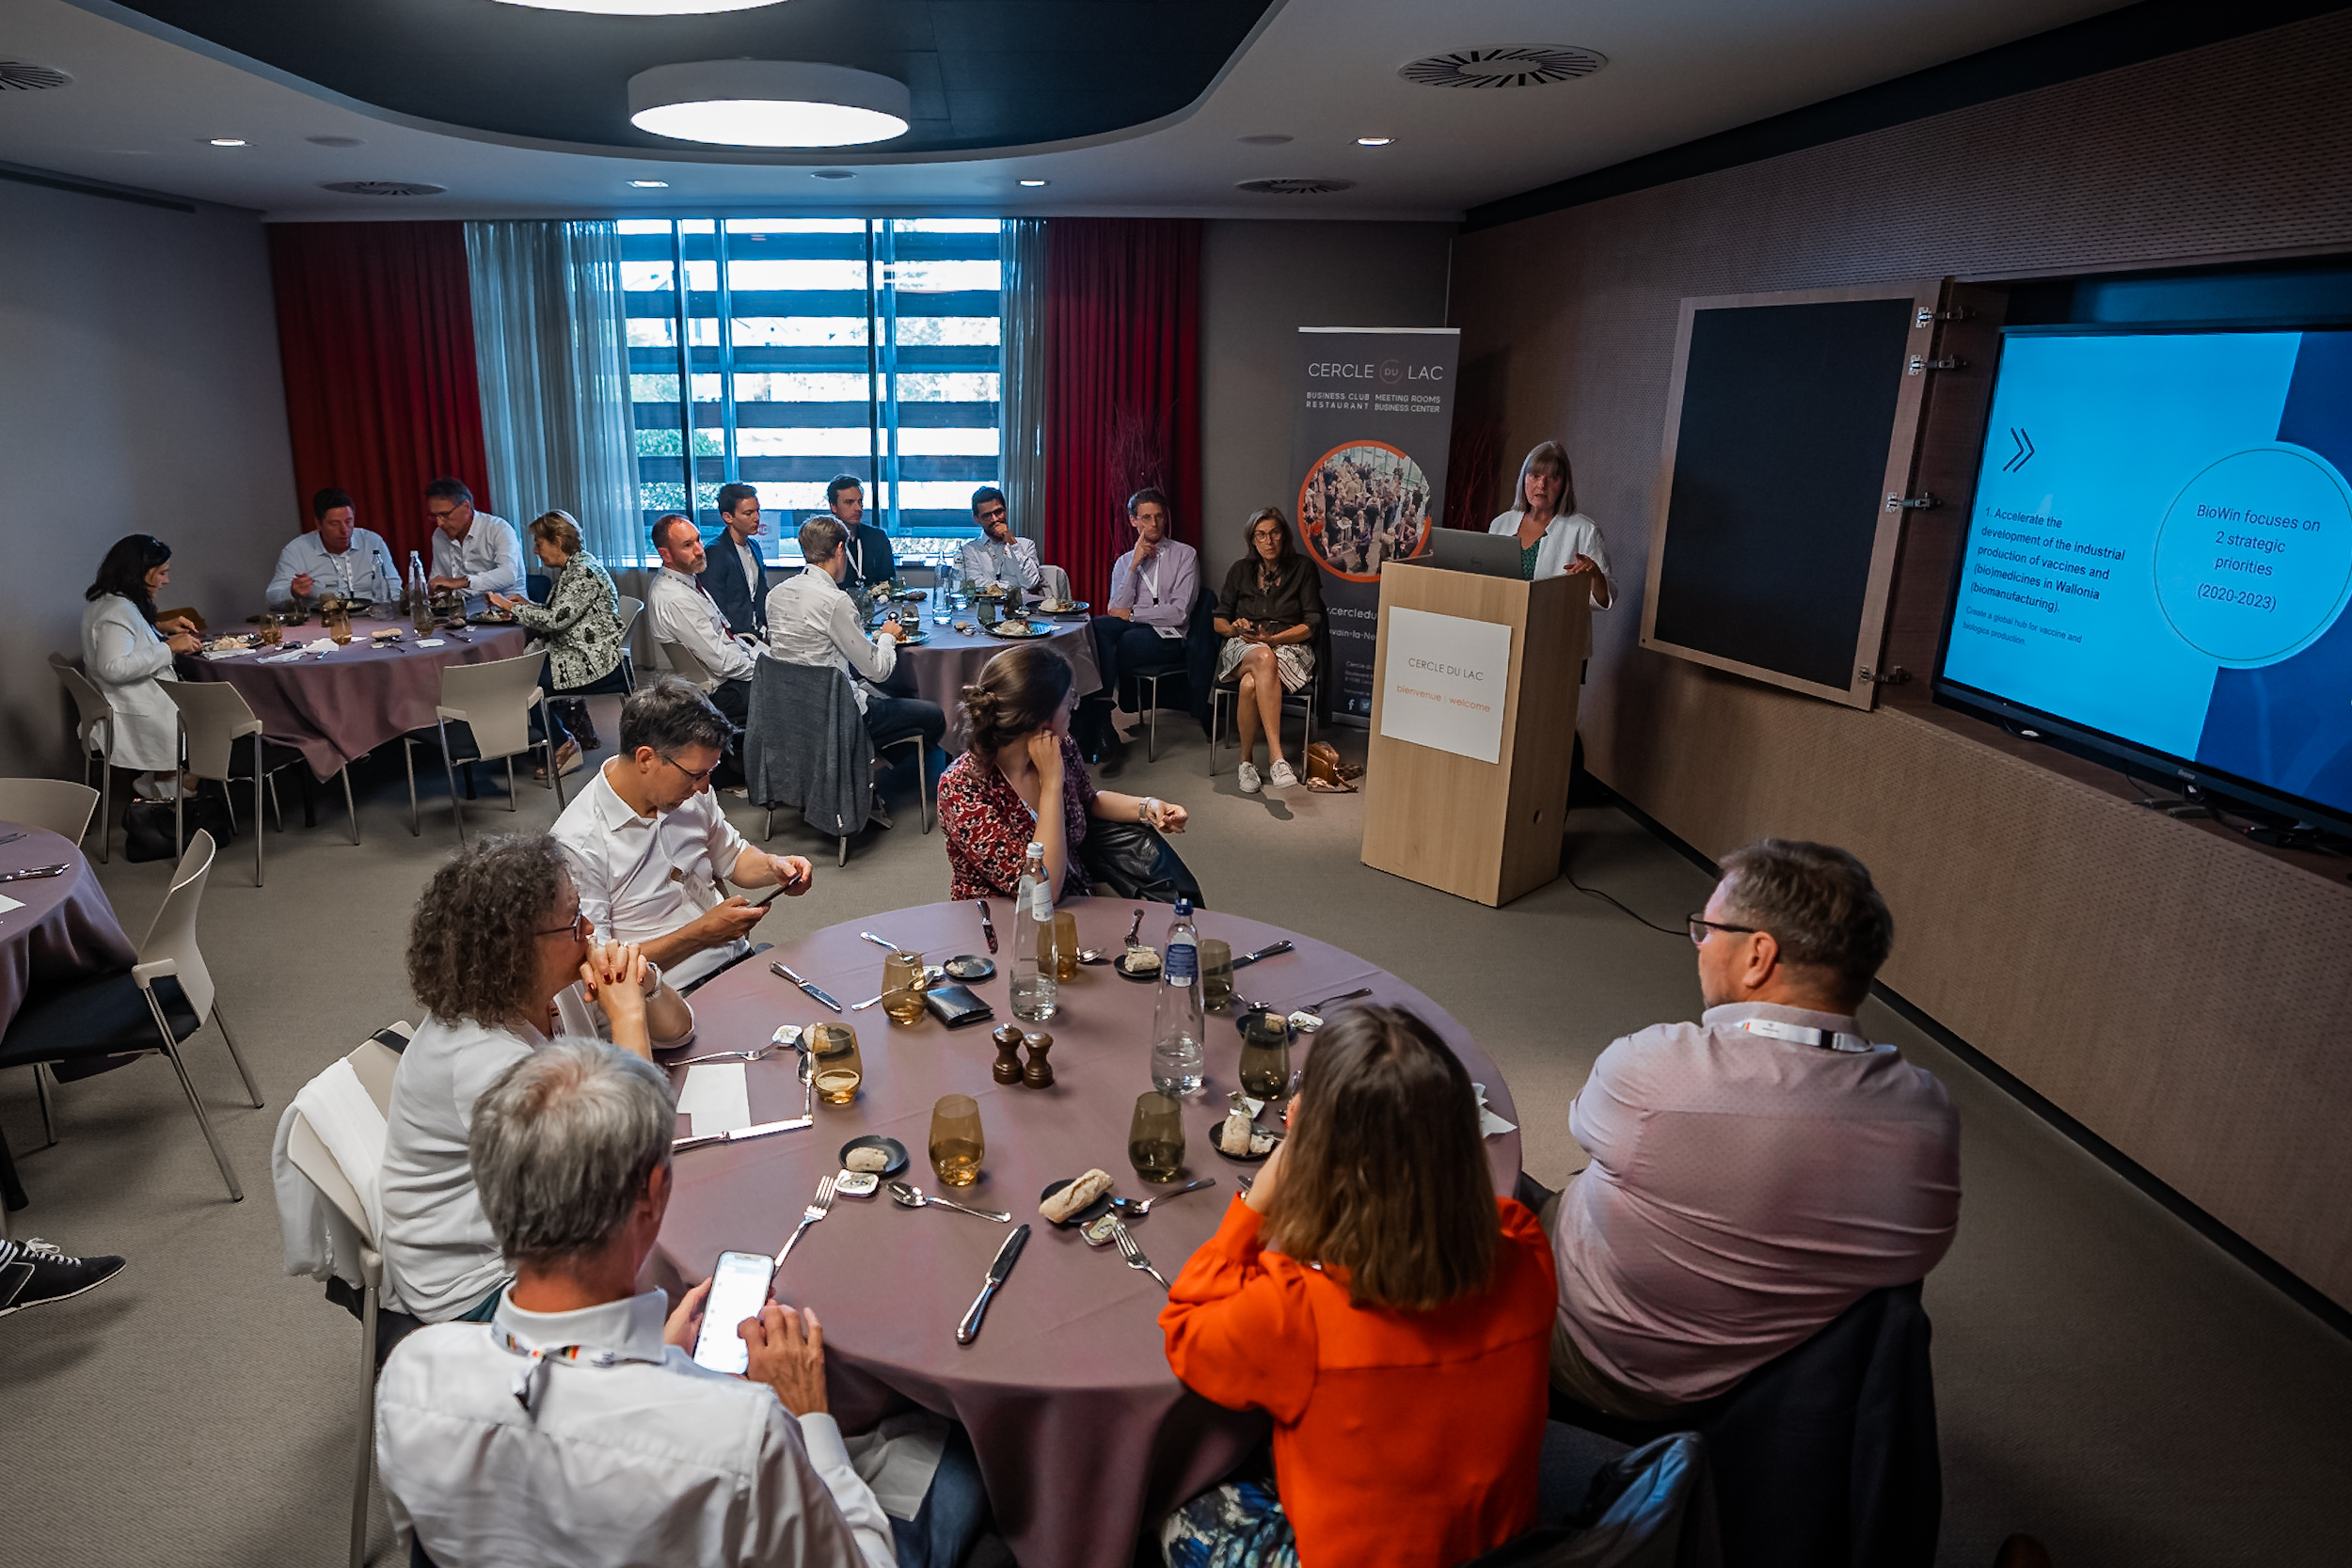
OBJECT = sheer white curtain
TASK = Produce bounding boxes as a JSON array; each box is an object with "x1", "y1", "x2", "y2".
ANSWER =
[
  {"x1": 999, "y1": 219, "x2": 1048, "y2": 544},
  {"x1": 465, "y1": 221, "x2": 641, "y2": 563}
]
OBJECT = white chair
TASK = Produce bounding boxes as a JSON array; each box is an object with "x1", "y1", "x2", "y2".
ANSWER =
[
  {"x1": 166, "y1": 682, "x2": 355, "y2": 886},
  {"x1": 403, "y1": 652, "x2": 565, "y2": 843},
  {"x1": 660, "y1": 638, "x2": 717, "y2": 689},
  {"x1": 283, "y1": 1024, "x2": 409, "y2": 1568},
  {"x1": 1039, "y1": 564, "x2": 1074, "y2": 603},
  {"x1": 616, "y1": 594, "x2": 645, "y2": 692},
  {"x1": 0, "y1": 830, "x2": 262, "y2": 1200},
  {"x1": 0, "y1": 779, "x2": 100, "y2": 844},
  {"x1": 48, "y1": 654, "x2": 116, "y2": 862},
  {"x1": 1209, "y1": 666, "x2": 1321, "y2": 778}
]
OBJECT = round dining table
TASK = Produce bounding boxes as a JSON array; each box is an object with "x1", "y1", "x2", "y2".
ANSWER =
[
  {"x1": 651, "y1": 897, "x2": 1522, "y2": 1568},
  {"x1": 888, "y1": 607, "x2": 1104, "y2": 750},
  {"x1": 178, "y1": 622, "x2": 531, "y2": 779},
  {"x1": 0, "y1": 821, "x2": 138, "y2": 1211}
]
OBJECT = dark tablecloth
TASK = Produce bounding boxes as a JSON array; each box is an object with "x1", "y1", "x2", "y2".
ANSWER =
[
  {"x1": 894, "y1": 613, "x2": 1102, "y2": 750},
  {"x1": 179, "y1": 625, "x2": 531, "y2": 780},
  {"x1": 650, "y1": 898, "x2": 1521, "y2": 1568},
  {"x1": 0, "y1": 823, "x2": 139, "y2": 1209}
]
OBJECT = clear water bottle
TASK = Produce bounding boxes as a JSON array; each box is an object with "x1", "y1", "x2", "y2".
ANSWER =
[
  {"x1": 1150, "y1": 899, "x2": 1204, "y2": 1096},
  {"x1": 406, "y1": 550, "x2": 433, "y2": 633},
  {"x1": 1009, "y1": 841, "x2": 1058, "y2": 1022}
]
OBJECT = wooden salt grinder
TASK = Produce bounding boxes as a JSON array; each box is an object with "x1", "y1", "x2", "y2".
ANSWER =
[
  {"x1": 991, "y1": 1023, "x2": 1025, "y2": 1085},
  {"x1": 1022, "y1": 1032, "x2": 1055, "y2": 1089}
]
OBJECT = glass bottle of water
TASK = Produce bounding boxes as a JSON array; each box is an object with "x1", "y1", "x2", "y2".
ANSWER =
[
  {"x1": 1150, "y1": 899, "x2": 1204, "y2": 1096},
  {"x1": 1009, "y1": 842, "x2": 1058, "y2": 1022},
  {"x1": 407, "y1": 551, "x2": 433, "y2": 633}
]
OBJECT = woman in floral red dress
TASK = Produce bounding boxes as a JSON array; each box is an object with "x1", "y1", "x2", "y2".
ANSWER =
[{"x1": 937, "y1": 645, "x2": 1190, "y2": 901}]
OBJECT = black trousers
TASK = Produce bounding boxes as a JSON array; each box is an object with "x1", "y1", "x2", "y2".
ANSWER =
[
  {"x1": 865, "y1": 692, "x2": 946, "y2": 749},
  {"x1": 707, "y1": 676, "x2": 751, "y2": 726},
  {"x1": 1086, "y1": 618, "x2": 1182, "y2": 712}
]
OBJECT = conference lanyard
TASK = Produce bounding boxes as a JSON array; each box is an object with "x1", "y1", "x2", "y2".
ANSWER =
[
  {"x1": 496, "y1": 1325, "x2": 664, "y2": 1414},
  {"x1": 1138, "y1": 556, "x2": 1161, "y2": 606},
  {"x1": 1737, "y1": 1017, "x2": 1872, "y2": 1053}
]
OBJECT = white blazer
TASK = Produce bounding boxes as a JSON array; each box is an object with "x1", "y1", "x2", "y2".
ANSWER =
[
  {"x1": 81, "y1": 594, "x2": 182, "y2": 771},
  {"x1": 1488, "y1": 510, "x2": 1614, "y2": 604}
]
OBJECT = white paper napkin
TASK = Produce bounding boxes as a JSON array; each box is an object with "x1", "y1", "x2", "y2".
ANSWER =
[
  {"x1": 258, "y1": 650, "x2": 306, "y2": 664},
  {"x1": 0, "y1": 894, "x2": 24, "y2": 916},
  {"x1": 1472, "y1": 1082, "x2": 1518, "y2": 1138},
  {"x1": 676, "y1": 1063, "x2": 753, "y2": 1137},
  {"x1": 416, "y1": 638, "x2": 446, "y2": 648}
]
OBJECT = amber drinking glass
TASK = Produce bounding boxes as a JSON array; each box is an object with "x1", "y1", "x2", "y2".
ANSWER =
[
  {"x1": 1051, "y1": 910, "x2": 1079, "y2": 982},
  {"x1": 882, "y1": 950, "x2": 930, "y2": 1025},
  {"x1": 929, "y1": 1094, "x2": 984, "y2": 1187},
  {"x1": 1127, "y1": 1091, "x2": 1185, "y2": 1183},
  {"x1": 254, "y1": 613, "x2": 281, "y2": 647},
  {"x1": 324, "y1": 604, "x2": 353, "y2": 646},
  {"x1": 809, "y1": 1022, "x2": 863, "y2": 1105},
  {"x1": 1237, "y1": 1010, "x2": 1292, "y2": 1101},
  {"x1": 1198, "y1": 940, "x2": 1234, "y2": 1011}
]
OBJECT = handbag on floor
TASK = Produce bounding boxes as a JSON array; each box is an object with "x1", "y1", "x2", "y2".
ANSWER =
[
  {"x1": 1079, "y1": 816, "x2": 1204, "y2": 906},
  {"x1": 121, "y1": 792, "x2": 236, "y2": 863}
]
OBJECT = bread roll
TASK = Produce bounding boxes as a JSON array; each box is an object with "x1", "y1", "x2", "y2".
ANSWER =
[
  {"x1": 845, "y1": 1147, "x2": 891, "y2": 1172},
  {"x1": 1040, "y1": 1167, "x2": 1114, "y2": 1223}
]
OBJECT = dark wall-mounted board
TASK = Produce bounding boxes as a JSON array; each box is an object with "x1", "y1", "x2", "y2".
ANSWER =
[{"x1": 1640, "y1": 281, "x2": 1947, "y2": 707}]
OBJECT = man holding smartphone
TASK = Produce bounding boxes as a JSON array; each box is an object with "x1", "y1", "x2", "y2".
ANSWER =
[
  {"x1": 554, "y1": 681, "x2": 817, "y2": 990},
  {"x1": 377, "y1": 1041, "x2": 897, "y2": 1568}
]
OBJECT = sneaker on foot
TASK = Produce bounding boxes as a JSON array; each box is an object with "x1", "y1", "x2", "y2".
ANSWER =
[
  {"x1": 1267, "y1": 759, "x2": 1299, "y2": 789},
  {"x1": 1237, "y1": 761, "x2": 1262, "y2": 794},
  {"x1": 0, "y1": 1239, "x2": 126, "y2": 1317}
]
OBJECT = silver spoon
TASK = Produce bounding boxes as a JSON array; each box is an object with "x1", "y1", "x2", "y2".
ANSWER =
[
  {"x1": 887, "y1": 1180, "x2": 1010, "y2": 1223},
  {"x1": 1073, "y1": 947, "x2": 1117, "y2": 965},
  {"x1": 1108, "y1": 1178, "x2": 1216, "y2": 1216},
  {"x1": 850, "y1": 993, "x2": 887, "y2": 1011}
]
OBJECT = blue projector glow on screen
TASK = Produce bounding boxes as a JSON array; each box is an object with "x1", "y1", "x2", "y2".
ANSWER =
[{"x1": 1938, "y1": 326, "x2": 2352, "y2": 824}]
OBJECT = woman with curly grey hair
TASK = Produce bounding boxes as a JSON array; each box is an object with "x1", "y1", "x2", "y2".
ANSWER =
[{"x1": 380, "y1": 833, "x2": 695, "y2": 1323}]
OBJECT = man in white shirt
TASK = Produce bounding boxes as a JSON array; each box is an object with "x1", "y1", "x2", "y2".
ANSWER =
[
  {"x1": 552, "y1": 681, "x2": 815, "y2": 990},
  {"x1": 266, "y1": 486, "x2": 402, "y2": 607},
  {"x1": 1081, "y1": 486, "x2": 1197, "y2": 772},
  {"x1": 768, "y1": 517, "x2": 947, "y2": 757},
  {"x1": 376, "y1": 1039, "x2": 898, "y2": 1568},
  {"x1": 647, "y1": 514, "x2": 758, "y2": 725},
  {"x1": 956, "y1": 487, "x2": 1041, "y2": 593},
  {"x1": 701, "y1": 483, "x2": 774, "y2": 641},
  {"x1": 425, "y1": 476, "x2": 525, "y2": 599}
]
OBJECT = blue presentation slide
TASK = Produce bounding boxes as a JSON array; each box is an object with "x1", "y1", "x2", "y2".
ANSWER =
[{"x1": 1944, "y1": 327, "x2": 2352, "y2": 819}]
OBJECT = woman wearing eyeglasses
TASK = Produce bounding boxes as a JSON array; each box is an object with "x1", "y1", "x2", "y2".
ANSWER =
[{"x1": 379, "y1": 833, "x2": 695, "y2": 1325}]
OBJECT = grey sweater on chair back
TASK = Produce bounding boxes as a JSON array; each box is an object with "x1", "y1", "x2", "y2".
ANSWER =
[{"x1": 746, "y1": 658, "x2": 870, "y2": 839}]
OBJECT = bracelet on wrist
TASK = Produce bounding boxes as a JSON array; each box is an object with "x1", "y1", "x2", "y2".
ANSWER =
[{"x1": 641, "y1": 959, "x2": 662, "y2": 999}]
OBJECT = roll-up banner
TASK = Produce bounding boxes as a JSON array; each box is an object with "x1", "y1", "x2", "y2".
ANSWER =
[{"x1": 1293, "y1": 326, "x2": 1461, "y2": 721}]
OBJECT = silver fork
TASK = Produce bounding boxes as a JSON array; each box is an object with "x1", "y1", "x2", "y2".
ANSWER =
[
  {"x1": 672, "y1": 1044, "x2": 782, "y2": 1068},
  {"x1": 1112, "y1": 1222, "x2": 1168, "y2": 1291},
  {"x1": 774, "y1": 1176, "x2": 836, "y2": 1270}
]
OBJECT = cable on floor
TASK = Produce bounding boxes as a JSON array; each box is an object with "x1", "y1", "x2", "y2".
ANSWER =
[{"x1": 1562, "y1": 863, "x2": 1689, "y2": 939}]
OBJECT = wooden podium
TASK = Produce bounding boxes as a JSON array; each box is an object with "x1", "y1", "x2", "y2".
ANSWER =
[{"x1": 1360, "y1": 563, "x2": 1589, "y2": 907}]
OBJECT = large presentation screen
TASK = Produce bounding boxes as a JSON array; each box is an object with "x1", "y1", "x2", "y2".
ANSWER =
[{"x1": 1938, "y1": 326, "x2": 2352, "y2": 827}]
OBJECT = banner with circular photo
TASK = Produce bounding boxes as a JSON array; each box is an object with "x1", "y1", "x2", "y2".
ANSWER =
[{"x1": 1298, "y1": 440, "x2": 1437, "y2": 584}]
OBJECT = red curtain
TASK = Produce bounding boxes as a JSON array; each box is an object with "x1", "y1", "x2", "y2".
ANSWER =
[
  {"x1": 1041, "y1": 219, "x2": 1202, "y2": 606},
  {"x1": 268, "y1": 222, "x2": 488, "y2": 567}
]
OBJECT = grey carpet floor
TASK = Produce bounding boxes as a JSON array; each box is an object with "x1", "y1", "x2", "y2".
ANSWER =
[{"x1": 4, "y1": 712, "x2": 2348, "y2": 1567}]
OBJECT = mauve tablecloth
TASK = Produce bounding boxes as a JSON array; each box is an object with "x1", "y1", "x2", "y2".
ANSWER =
[
  {"x1": 0, "y1": 823, "x2": 138, "y2": 1209},
  {"x1": 179, "y1": 626, "x2": 531, "y2": 780},
  {"x1": 650, "y1": 898, "x2": 1521, "y2": 1568},
  {"x1": 894, "y1": 614, "x2": 1102, "y2": 750}
]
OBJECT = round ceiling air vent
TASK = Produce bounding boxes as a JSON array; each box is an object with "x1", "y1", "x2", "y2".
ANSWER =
[
  {"x1": 307, "y1": 135, "x2": 366, "y2": 148},
  {"x1": 0, "y1": 59, "x2": 73, "y2": 91},
  {"x1": 320, "y1": 181, "x2": 447, "y2": 197},
  {"x1": 1235, "y1": 177, "x2": 1355, "y2": 196},
  {"x1": 1237, "y1": 134, "x2": 1292, "y2": 147},
  {"x1": 1399, "y1": 46, "x2": 1607, "y2": 89}
]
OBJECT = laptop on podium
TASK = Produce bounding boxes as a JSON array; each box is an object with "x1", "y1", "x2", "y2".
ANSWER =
[{"x1": 1428, "y1": 530, "x2": 1526, "y2": 579}]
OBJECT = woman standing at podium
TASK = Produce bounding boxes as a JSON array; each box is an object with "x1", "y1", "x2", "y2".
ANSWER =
[{"x1": 1488, "y1": 441, "x2": 1613, "y2": 608}]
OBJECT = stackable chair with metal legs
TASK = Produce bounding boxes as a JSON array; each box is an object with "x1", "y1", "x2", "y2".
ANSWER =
[
  {"x1": 1209, "y1": 667, "x2": 1320, "y2": 778},
  {"x1": 48, "y1": 654, "x2": 117, "y2": 861},
  {"x1": 401, "y1": 652, "x2": 564, "y2": 844},
  {"x1": 166, "y1": 681, "x2": 342, "y2": 886},
  {"x1": 0, "y1": 779, "x2": 100, "y2": 844}
]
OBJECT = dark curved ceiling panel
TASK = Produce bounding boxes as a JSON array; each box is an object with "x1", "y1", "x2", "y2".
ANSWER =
[{"x1": 111, "y1": 0, "x2": 1278, "y2": 154}]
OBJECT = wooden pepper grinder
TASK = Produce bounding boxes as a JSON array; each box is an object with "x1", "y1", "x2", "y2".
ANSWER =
[
  {"x1": 1021, "y1": 1031, "x2": 1055, "y2": 1089},
  {"x1": 991, "y1": 1023, "x2": 1025, "y2": 1085}
]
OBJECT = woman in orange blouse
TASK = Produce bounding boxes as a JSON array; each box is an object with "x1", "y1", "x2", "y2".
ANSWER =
[{"x1": 1158, "y1": 1006, "x2": 1558, "y2": 1568}]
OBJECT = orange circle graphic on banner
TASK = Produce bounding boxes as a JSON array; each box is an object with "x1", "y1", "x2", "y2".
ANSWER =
[{"x1": 1296, "y1": 439, "x2": 1434, "y2": 583}]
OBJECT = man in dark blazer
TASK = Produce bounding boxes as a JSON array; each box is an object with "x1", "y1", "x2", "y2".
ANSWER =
[
  {"x1": 698, "y1": 482, "x2": 771, "y2": 641},
  {"x1": 825, "y1": 473, "x2": 899, "y2": 597}
]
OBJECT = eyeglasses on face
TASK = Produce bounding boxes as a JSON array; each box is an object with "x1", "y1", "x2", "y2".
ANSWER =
[
  {"x1": 537, "y1": 911, "x2": 592, "y2": 941},
  {"x1": 1687, "y1": 914, "x2": 1762, "y2": 948},
  {"x1": 660, "y1": 752, "x2": 717, "y2": 785}
]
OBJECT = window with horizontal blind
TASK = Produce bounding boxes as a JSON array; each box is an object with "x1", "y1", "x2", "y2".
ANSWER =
[{"x1": 619, "y1": 217, "x2": 1003, "y2": 566}]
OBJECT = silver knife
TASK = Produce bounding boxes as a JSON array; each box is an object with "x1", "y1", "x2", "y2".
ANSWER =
[
  {"x1": 1230, "y1": 940, "x2": 1294, "y2": 969},
  {"x1": 956, "y1": 1223, "x2": 1030, "y2": 1345},
  {"x1": 672, "y1": 1112, "x2": 814, "y2": 1153},
  {"x1": 0, "y1": 864, "x2": 68, "y2": 884},
  {"x1": 976, "y1": 900, "x2": 997, "y2": 955},
  {"x1": 770, "y1": 960, "x2": 844, "y2": 1013}
]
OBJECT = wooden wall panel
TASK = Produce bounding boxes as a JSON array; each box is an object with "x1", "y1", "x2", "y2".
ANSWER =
[{"x1": 1453, "y1": 10, "x2": 2352, "y2": 1307}]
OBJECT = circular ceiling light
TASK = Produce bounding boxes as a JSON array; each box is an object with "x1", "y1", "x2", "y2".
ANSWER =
[
  {"x1": 628, "y1": 179, "x2": 670, "y2": 187},
  {"x1": 1018, "y1": 178, "x2": 1047, "y2": 187},
  {"x1": 491, "y1": 1, "x2": 787, "y2": 13},
  {"x1": 628, "y1": 61, "x2": 910, "y2": 148},
  {"x1": 208, "y1": 137, "x2": 247, "y2": 147},
  {"x1": 1355, "y1": 136, "x2": 1392, "y2": 147}
]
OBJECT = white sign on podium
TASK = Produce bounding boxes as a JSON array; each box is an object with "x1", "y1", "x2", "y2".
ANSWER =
[{"x1": 1377, "y1": 607, "x2": 1513, "y2": 763}]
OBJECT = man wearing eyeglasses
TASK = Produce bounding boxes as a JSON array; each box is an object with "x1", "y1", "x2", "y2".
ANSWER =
[
  {"x1": 553, "y1": 681, "x2": 815, "y2": 990},
  {"x1": 1537, "y1": 839, "x2": 1961, "y2": 1422},
  {"x1": 957, "y1": 486, "x2": 1041, "y2": 593}
]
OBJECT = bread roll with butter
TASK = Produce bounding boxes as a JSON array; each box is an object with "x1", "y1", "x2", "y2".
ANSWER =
[{"x1": 1040, "y1": 1167, "x2": 1114, "y2": 1223}]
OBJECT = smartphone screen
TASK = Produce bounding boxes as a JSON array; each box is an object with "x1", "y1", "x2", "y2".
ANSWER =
[
  {"x1": 741, "y1": 883, "x2": 786, "y2": 909},
  {"x1": 691, "y1": 1250, "x2": 773, "y2": 1374}
]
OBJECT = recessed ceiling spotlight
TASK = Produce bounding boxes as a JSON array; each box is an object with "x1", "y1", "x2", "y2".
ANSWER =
[
  {"x1": 306, "y1": 135, "x2": 365, "y2": 148},
  {"x1": 208, "y1": 137, "x2": 247, "y2": 147},
  {"x1": 491, "y1": 1, "x2": 787, "y2": 13},
  {"x1": 629, "y1": 61, "x2": 910, "y2": 148},
  {"x1": 811, "y1": 169, "x2": 855, "y2": 181},
  {"x1": 628, "y1": 179, "x2": 670, "y2": 187},
  {"x1": 1018, "y1": 178, "x2": 1047, "y2": 187},
  {"x1": 1355, "y1": 136, "x2": 1393, "y2": 147},
  {"x1": 1238, "y1": 134, "x2": 1292, "y2": 146}
]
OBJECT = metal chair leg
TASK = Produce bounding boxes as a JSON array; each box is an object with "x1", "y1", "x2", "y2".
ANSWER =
[
  {"x1": 838, "y1": 834, "x2": 849, "y2": 866},
  {"x1": 765, "y1": 807, "x2": 775, "y2": 841},
  {"x1": 405, "y1": 739, "x2": 421, "y2": 837},
  {"x1": 211, "y1": 1004, "x2": 264, "y2": 1109},
  {"x1": 341, "y1": 766, "x2": 359, "y2": 846},
  {"x1": 145, "y1": 996, "x2": 243, "y2": 1202},
  {"x1": 505, "y1": 754, "x2": 517, "y2": 810},
  {"x1": 255, "y1": 736, "x2": 267, "y2": 887},
  {"x1": 95, "y1": 735, "x2": 112, "y2": 863},
  {"x1": 437, "y1": 718, "x2": 467, "y2": 846},
  {"x1": 34, "y1": 1065, "x2": 56, "y2": 1148},
  {"x1": 545, "y1": 694, "x2": 570, "y2": 809},
  {"x1": 919, "y1": 741, "x2": 932, "y2": 834},
  {"x1": 351, "y1": 1281, "x2": 379, "y2": 1568}
]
